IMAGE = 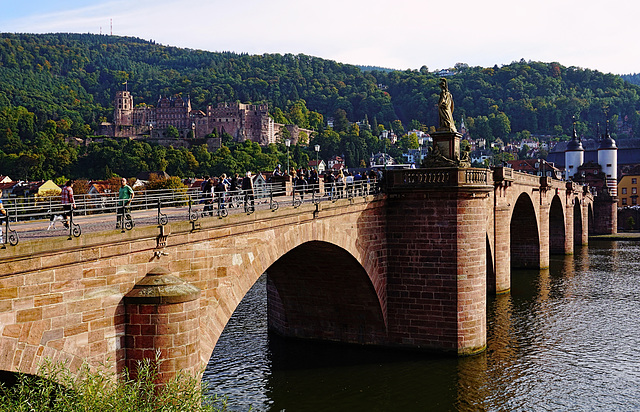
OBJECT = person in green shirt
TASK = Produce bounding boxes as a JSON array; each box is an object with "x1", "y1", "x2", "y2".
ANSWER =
[{"x1": 117, "y1": 178, "x2": 134, "y2": 228}]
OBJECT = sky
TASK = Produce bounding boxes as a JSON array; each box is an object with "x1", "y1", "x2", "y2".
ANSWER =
[{"x1": 1, "y1": 0, "x2": 639, "y2": 74}]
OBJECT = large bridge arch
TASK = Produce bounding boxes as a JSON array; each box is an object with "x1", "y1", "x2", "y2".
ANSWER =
[
  {"x1": 510, "y1": 192, "x2": 540, "y2": 269},
  {"x1": 265, "y1": 240, "x2": 387, "y2": 345},
  {"x1": 191, "y1": 202, "x2": 389, "y2": 369}
]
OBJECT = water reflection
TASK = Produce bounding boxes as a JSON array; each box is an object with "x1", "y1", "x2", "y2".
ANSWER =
[{"x1": 205, "y1": 241, "x2": 640, "y2": 411}]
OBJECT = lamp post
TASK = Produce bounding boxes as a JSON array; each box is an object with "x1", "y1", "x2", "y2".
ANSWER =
[
  {"x1": 149, "y1": 123, "x2": 153, "y2": 138},
  {"x1": 285, "y1": 139, "x2": 291, "y2": 176},
  {"x1": 418, "y1": 137, "x2": 424, "y2": 167},
  {"x1": 381, "y1": 130, "x2": 388, "y2": 170},
  {"x1": 191, "y1": 122, "x2": 195, "y2": 139},
  {"x1": 314, "y1": 144, "x2": 320, "y2": 172}
]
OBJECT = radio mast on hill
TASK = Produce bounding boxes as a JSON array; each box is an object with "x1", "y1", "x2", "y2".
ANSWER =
[{"x1": 110, "y1": 19, "x2": 113, "y2": 36}]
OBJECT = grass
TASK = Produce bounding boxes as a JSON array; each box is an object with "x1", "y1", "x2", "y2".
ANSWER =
[{"x1": 0, "y1": 356, "x2": 230, "y2": 412}]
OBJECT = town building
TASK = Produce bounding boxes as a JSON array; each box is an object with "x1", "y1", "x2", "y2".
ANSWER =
[
  {"x1": 507, "y1": 159, "x2": 562, "y2": 179},
  {"x1": 618, "y1": 175, "x2": 640, "y2": 206}
]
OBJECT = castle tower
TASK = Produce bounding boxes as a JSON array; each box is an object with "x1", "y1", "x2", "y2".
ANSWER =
[
  {"x1": 598, "y1": 121, "x2": 618, "y2": 181},
  {"x1": 114, "y1": 90, "x2": 134, "y2": 126},
  {"x1": 565, "y1": 122, "x2": 584, "y2": 179}
]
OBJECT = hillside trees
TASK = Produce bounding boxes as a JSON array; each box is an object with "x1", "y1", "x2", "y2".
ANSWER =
[{"x1": 2, "y1": 33, "x2": 640, "y2": 179}]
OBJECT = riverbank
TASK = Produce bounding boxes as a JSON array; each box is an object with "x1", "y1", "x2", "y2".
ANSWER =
[{"x1": 590, "y1": 231, "x2": 640, "y2": 241}]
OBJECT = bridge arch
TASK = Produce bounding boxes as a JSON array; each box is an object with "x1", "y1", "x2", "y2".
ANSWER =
[
  {"x1": 573, "y1": 198, "x2": 584, "y2": 246},
  {"x1": 510, "y1": 192, "x2": 540, "y2": 268},
  {"x1": 194, "y1": 202, "x2": 389, "y2": 368},
  {"x1": 549, "y1": 195, "x2": 565, "y2": 254},
  {"x1": 265, "y1": 240, "x2": 387, "y2": 345}
]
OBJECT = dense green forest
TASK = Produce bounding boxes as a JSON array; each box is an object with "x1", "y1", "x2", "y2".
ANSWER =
[{"x1": 1, "y1": 32, "x2": 640, "y2": 180}]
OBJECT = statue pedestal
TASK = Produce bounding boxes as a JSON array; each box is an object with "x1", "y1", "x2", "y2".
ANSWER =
[
  {"x1": 423, "y1": 131, "x2": 468, "y2": 168},
  {"x1": 431, "y1": 131, "x2": 462, "y2": 161}
]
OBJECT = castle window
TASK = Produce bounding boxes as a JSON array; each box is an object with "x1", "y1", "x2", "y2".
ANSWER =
[
  {"x1": 633, "y1": 188, "x2": 637, "y2": 195},
  {"x1": 607, "y1": 164, "x2": 612, "y2": 167},
  {"x1": 622, "y1": 198, "x2": 627, "y2": 205},
  {"x1": 634, "y1": 198, "x2": 638, "y2": 206},
  {"x1": 633, "y1": 178, "x2": 637, "y2": 184},
  {"x1": 622, "y1": 188, "x2": 627, "y2": 194}
]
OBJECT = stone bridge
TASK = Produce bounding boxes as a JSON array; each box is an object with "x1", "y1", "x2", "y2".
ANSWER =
[{"x1": 0, "y1": 167, "x2": 614, "y2": 383}]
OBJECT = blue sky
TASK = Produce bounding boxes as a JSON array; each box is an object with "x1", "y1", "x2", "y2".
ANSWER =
[{"x1": 1, "y1": 0, "x2": 638, "y2": 74}]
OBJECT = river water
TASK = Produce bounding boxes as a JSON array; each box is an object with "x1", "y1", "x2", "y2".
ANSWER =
[{"x1": 203, "y1": 240, "x2": 640, "y2": 411}]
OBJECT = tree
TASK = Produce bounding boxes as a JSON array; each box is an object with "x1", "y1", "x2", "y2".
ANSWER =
[
  {"x1": 488, "y1": 112, "x2": 511, "y2": 140},
  {"x1": 144, "y1": 175, "x2": 186, "y2": 191},
  {"x1": 333, "y1": 109, "x2": 349, "y2": 133},
  {"x1": 166, "y1": 125, "x2": 179, "y2": 138}
]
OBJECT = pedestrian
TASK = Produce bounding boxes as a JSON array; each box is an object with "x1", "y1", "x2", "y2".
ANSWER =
[
  {"x1": 230, "y1": 173, "x2": 240, "y2": 207},
  {"x1": 202, "y1": 177, "x2": 214, "y2": 215},
  {"x1": 61, "y1": 180, "x2": 76, "y2": 229},
  {"x1": 354, "y1": 171, "x2": 363, "y2": 196},
  {"x1": 336, "y1": 170, "x2": 345, "y2": 198},
  {"x1": 242, "y1": 172, "x2": 255, "y2": 209},
  {"x1": 214, "y1": 176, "x2": 227, "y2": 212},
  {"x1": 117, "y1": 178, "x2": 134, "y2": 228},
  {"x1": 0, "y1": 199, "x2": 5, "y2": 243},
  {"x1": 324, "y1": 171, "x2": 335, "y2": 199},
  {"x1": 345, "y1": 172, "x2": 354, "y2": 197},
  {"x1": 295, "y1": 174, "x2": 308, "y2": 200},
  {"x1": 309, "y1": 169, "x2": 318, "y2": 194}
]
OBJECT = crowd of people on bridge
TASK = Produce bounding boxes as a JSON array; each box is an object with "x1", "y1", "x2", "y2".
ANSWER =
[{"x1": 197, "y1": 167, "x2": 383, "y2": 213}]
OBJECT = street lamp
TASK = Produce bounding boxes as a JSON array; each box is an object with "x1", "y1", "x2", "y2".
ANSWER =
[
  {"x1": 285, "y1": 139, "x2": 291, "y2": 176},
  {"x1": 418, "y1": 137, "x2": 424, "y2": 167},
  {"x1": 149, "y1": 123, "x2": 153, "y2": 137},
  {"x1": 381, "y1": 130, "x2": 388, "y2": 170},
  {"x1": 314, "y1": 144, "x2": 320, "y2": 172},
  {"x1": 191, "y1": 122, "x2": 195, "y2": 139}
]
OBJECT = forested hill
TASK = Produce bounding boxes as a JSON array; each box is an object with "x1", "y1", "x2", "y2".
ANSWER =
[
  {"x1": 621, "y1": 74, "x2": 640, "y2": 87},
  {"x1": 2, "y1": 32, "x2": 640, "y2": 141}
]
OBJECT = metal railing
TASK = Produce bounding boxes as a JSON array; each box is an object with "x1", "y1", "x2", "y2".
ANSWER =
[{"x1": 0, "y1": 180, "x2": 382, "y2": 246}]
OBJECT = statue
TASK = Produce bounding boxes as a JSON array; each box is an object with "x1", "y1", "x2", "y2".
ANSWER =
[{"x1": 437, "y1": 78, "x2": 457, "y2": 133}]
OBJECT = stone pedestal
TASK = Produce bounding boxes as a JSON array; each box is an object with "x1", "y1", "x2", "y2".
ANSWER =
[
  {"x1": 431, "y1": 131, "x2": 462, "y2": 161},
  {"x1": 124, "y1": 267, "x2": 201, "y2": 384}
]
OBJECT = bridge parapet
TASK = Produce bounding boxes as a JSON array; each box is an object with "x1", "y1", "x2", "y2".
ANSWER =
[
  {"x1": 493, "y1": 166, "x2": 514, "y2": 185},
  {"x1": 386, "y1": 167, "x2": 492, "y2": 190},
  {"x1": 510, "y1": 170, "x2": 544, "y2": 187}
]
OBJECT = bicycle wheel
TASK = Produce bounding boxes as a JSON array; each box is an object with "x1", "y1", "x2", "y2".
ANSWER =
[{"x1": 8, "y1": 231, "x2": 18, "y2": 246}]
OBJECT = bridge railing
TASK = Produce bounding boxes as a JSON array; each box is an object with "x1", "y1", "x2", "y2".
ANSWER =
[
  {"x1": 385, "y1": 167, "x2": 492, "y2": 189},
  {"x1": 0, "y1": 179, "x2": 381, "y2": 245}
]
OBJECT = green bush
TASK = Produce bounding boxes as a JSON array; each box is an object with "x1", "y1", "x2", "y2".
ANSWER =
[
  {"x1": 627, "y1": 216, "x2": 636, "y2": 231},
  {"x1": 0, "y1": 357, "x2": 229, "y2": 412}
]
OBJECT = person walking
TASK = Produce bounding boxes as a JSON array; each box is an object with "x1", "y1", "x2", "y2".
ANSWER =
[
  {"x1": 61, "y1": 180, "x2": 76, "y2": 229},
  {"x1": 117, "y1": 178, "x2": 134, "y2": 228},
  {"x1": 0, "y1": 199, "x2": 5, "y2": 243},
  {"x1": 295, "y1": 174, "x2": 308, "y2": 201},
  {"x1": 242, "y1": 172, "x2": 255, "y2": 210},
  {"x1": 214, "y1": 176, "x2": 227, "y2": 212}
]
